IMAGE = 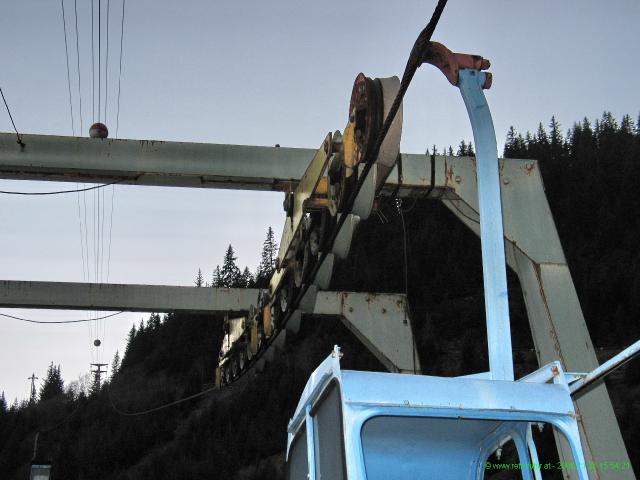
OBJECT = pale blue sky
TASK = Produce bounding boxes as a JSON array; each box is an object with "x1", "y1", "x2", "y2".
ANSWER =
[{"x1": 1, "y1": 0, "x2": 638, "y2": 403}]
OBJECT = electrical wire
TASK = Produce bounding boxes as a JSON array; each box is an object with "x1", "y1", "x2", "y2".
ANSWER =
[
  {"x1": 76, "y1": 188, "x2": 87, "y2": 283},
  {"x1": 115, "y1": 0, "x2": 126, "y2": 138},
  {"x1": 91, "y1": 0, "x2": 95, "y2": 122},
  {"x1": 106, "y1": 185, "x2": 115, "y2": 281},
  {"x1": 1, "y1": 311, "x2": 124, "y2": 324},
  {"x1": 0, "y1": 86, "x2": 24, "y2": 146},
  {"x1": 0, "y1": 180, "x2": 121, "y2": 195},
  {"x1": 445, "y1": 198, "x2": 480, "y2": 224},
  {"x1": 60, "y1": 0, "x2": 75, "y2": 136},
  {"x1": 105, "y1": 0, "x2": 110, "y2": 124},
  {"x1": 396, "y1": 198, "x2": 417, "y2": 374},
  {"x1": 73, "y1": 0, "x2": 83, "y2": 135},
  {"x1": 98, "y1": 0, "x2": 101, "y2": 122},
  {"x1": 108, "y1": 381, "x2": 229, "y2": 416}
]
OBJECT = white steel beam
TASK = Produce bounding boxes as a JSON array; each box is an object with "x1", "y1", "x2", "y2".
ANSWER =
[
  {"x1": 312, "y1": 291, "x2": 420, "y2": 374},
  {"x1": 0, "y1": 280, "x2": 259, "y2": 314},
  {"x1": 0, "y1": 132, "x2": 445, "y2": 193}
]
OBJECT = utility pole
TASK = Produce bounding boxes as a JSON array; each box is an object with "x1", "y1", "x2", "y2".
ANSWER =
[
  {"x1": 28, "y1": 373, "x2": 38, "y2": 403},
  {"x1": 90, "y1": 363, "x2": 108, "y2": 390}
]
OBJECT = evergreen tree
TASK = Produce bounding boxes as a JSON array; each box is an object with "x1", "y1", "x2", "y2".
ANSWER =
[
  {"x1": 40, "y1": 363, "x2": 64, "y2": 401},
  {"x1": 466, "y1": 142, "x2": 475, "y2": 156},
  {"x1": 549, "y1": 116, "x2": 563, "y2": 160},
  {"x1": 447, "y1": 146, "x2": 454, "y2": 157},
  {"x1": 504, "y1": 126, "x2": 517, "y2": 157},
  {"x1": 123, "y1": 324, "x2": 137, "y2": 362},
  {"x1": 195, "y1": 268, "x2": 204, "y2": 287},
  {"x1": 212, "y1": 266, "x2": 222, "y2": 287},
  {"x1": 149, "y1": 313, "x2": 162, "y2": 330},
  {"x1": 536, "y1": 122, "x2": 549, "y2": 146},
  {"x1": 0, "y1": 391, "x2": 6, "y2": 414},
  {"x1": 456, "y1": 140, "x2": 467, "y2": 156},
  {"x1": 111, "y1": 350, "x2": 121, "y2": 379},
  {"x1": 257, "y1": 227, "x2": 278, "y2": 283},
  {"x1": 241, "y1": 267, "x2": 254, "y2": 288},
  {"x1": 620, "y1": 114, "x2": 634, "y2": 135},
  {"x1": 220, "y1": 245, "x2": 241, "y2": 288}
]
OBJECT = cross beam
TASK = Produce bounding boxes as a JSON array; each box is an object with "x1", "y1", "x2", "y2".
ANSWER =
[
  {"x1": 0, "y1": 132, "x2": 436, "y2": 193},
  {"x1": 0, "y1": 280, "x2": 258, "y2": 314}
]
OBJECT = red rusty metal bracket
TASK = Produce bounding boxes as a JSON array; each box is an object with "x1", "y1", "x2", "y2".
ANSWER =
[{"x1": 422, "y1": 41, "x2": 492, "y2": 89}]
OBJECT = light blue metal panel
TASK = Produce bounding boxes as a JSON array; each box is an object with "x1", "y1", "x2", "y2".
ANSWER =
[
  {"x1": 305, "y1": 406, "x2": 317, "y2": 480},
  {"x1": 360, "y1": 416, "x2": 501, "y2": 480},
  {"x1": 457, "y1": 69, "x2": 513, "y2": 381},
  {"x1": 339, "y1": 370, "x2": 575, "y2": 416}
]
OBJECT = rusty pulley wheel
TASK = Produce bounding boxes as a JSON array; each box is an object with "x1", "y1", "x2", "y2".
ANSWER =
[{"x1": 345, "y1": 73, "x2": 384, "y2": 169}]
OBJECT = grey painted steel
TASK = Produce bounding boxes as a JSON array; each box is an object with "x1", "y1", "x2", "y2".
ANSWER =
[
  {"x1": 0, "y1": 280, "x2": 259, "y2": 314},
  {"x1": 0, "y1": 133, "x2": 313, "y2": 191},
  {"x1": 458, "y1": 69, "x2": 513, "y2": 382},
  {"x1": 332, "y1": 214, "x2": 359, "y2": 260},
  {"x1": 441, "y1": 158, "x2": 633, "y2": 479},
  {"x1": 0, "y1": 132, "x2": 447, "y2": 193},
  {"x1": 313, "y1": 291, "x2": 420, "y2": 374}
]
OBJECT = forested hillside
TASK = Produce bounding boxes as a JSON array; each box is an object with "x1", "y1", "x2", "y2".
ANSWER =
[{"x1": 1, "y1": 112, "x2": 639, "y2": 478}]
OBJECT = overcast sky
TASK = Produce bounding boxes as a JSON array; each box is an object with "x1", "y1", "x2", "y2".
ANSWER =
[{"x1": 1, "y1": 0, "x2": 638, "y2": 403}]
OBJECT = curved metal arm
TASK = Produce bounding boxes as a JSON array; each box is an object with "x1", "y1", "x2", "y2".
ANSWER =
[{"x1": 458, "y1": 69, "x2": 513, "y2": 381}]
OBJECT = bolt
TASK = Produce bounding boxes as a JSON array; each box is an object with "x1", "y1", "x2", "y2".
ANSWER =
[
  {"x1": 496, "y1": 448, "x2": 503, "y2": 461},
  {"x1": 381, "y1": 308, "x2": 387, "y2": 314},
  {"x1": 455, "y1": 175, "x2": 462, "y2": 184},
  {"x1": 349, "y1": 307, "x2": 354, "y2": 313},
  {"x1": 502, "y1": 177, "x2": 510, "y2": 185}
]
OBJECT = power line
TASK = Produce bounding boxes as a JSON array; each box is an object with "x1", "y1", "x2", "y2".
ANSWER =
[
  {"x1": 115, "y1": 0, "x2": 126, "y2": 138},
  {"x1": 106, "y1": 184, "x2": 115, "y2": 282},
  {"x1": 91, "y1": 0, "x2": 95, "y2": 122},
  {"x1": 98, "y1": 0, "x2": 101, "y2": 122},
  {"x1": 73, "y1": 0, "x2": 83, "y2": 135},
  {"x1": 105, "y1": 0, "x2": 110, "y2": 124},
  {"x1": 60, "y1": 0, "x2": 75, "y2": 136},
  {"x1": 76, "y1": 188, "x2": 87, "y2": 283},
  {"x1": 0, "y1": 180, "x2": 121, "y2": 195},
  {"x1": 109, "y1": 380, "x2": 227, "y2": 416},
  {"x1": 0, "y1": 86, "x2": 24, "y2": 146},
  {"x1": 1, "y1": 311, "x2": 124, "y2": 324}
]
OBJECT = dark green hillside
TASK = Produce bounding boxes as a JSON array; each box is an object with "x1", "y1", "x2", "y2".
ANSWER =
[{"x1": 1, "y1": 112, "x2": 639, "y2": 478}]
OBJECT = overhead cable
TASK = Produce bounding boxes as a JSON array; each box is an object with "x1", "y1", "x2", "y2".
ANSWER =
[
  {"x1": 1, "y1": 311, "x2": 124, "y2": 324},
  {"x1": 73, "y1": 0, "x2": 83, "y2": 134},
  {"x1": 115, "y1": 0, "x2": 126, "y2": 138},
  {"x1": 60, "y1": 0, "x2": 75, "y2": 136},
  {"x1": 0, "y1": 86, "x2": 24, "y2": 146},
  {"x1": 0, "y1": 180, "x2": 122, "y2": 196}
]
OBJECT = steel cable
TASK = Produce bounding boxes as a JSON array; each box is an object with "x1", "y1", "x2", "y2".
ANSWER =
[
  {"x1": 60, "y1": 0, "x2": 75, "y2": 136},
  {"x1": 0, "y1": 86, "x2": 24, "y2": 146},
  {"x1": 1, "y1": 311, "x2": 124, "y2": 324}
]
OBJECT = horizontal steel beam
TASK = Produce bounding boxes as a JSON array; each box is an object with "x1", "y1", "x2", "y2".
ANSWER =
[
  {"x1": 0, "y1": 280, "x2": 259, "y2": 314},
  {"x1": 0, "y1": 132, "x2": 453, "y2": 193}
]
